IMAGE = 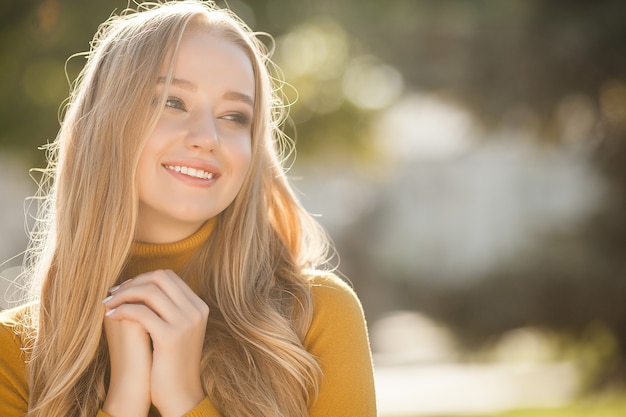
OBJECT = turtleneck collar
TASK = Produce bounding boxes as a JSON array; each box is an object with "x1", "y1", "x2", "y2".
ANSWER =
[{"x1": 119, "y1": 218, "x2": 216, "y2": 282}]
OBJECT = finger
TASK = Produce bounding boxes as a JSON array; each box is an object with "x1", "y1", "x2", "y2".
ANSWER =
[
  {"x1": 108, "y1": 277, "x2": 134, "y2": 293},
  {"x1": 107, "y1": 301, "x2": 206, "y2": 349},
  {"x1": 105, "y1": 302, "x2": 168, "y2": 337},
  {"x1": 113, "y1": 270, "x2": 208, "y2": 316},
  {"x1": 151, "y1": 270, "x2": 207, "y2": 311},
  {"x1": 104, "y1": 280, "x2": 208, "y2": 331},
  {"x1": 104, "y1": 282, "x2": 185, "y2": 324},
  {"x1": 114, "y1": 270, "x2": 197, "y2": 309}
]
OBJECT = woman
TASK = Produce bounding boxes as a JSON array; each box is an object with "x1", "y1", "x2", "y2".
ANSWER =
[{"x1": 0, "y1": 1, "x2": 376, "y2": 417}]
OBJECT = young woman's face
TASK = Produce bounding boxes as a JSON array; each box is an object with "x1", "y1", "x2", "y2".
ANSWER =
[{"x1": 135, "y1": 29, "x2": 255, "y2": 243}]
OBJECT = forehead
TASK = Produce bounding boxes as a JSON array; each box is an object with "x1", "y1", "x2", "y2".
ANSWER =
[{"x1": 167, "y1": 29, "x2": 255, "y2": 97}]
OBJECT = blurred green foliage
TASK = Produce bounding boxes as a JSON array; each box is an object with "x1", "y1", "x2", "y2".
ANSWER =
[
  {"x1": 3, "y1": 0, "x2": 624, "y2": 163},
  {"x1": 0, "y1": 0, "x2": 127, "y2": 160}
]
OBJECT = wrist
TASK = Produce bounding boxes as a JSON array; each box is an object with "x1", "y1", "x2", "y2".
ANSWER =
[
  {"x1": 103, "y1": 381, "x2": 151, "y2": 417},
  {"x1": 156, "y1": 391, "x2": 205, "y2": 417}
]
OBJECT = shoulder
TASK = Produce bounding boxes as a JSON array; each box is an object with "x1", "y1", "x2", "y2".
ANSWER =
[
  {"x1": 0, "y1": 303, "x2": 33, "y2": 353},
  {"x1": 303, "y1": 271, "x2": 368, "y2": 345},
  {"x1": 307, "y1": 271, "x2": 363, "y2": 313},
  {"x1": 0, "y1": 304, "x2": 32, "y2": 414},
  {"x1": 0, "y1": 303, "x2": 32, "y2": 327},
  {"x1": 301, "y1": 270, "x2": 376, "y2": 415},
  {"x1": 306, "y1": 270, "x2": 357, "y2": 297}
]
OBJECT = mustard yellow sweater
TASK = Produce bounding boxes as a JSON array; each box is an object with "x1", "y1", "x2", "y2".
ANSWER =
[{"x1": 0, "y1": 221, "x2": 377, "y2": 416}]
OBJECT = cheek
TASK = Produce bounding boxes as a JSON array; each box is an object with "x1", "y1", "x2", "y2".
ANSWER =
[
  {"x1": 234, "y1": 136, "x2": 253, "y2": 176},
  {"x1": 228, "y1": 139, "x2": 253, "y2": 199},
  {"x1": 135, "y1": 130, "x2": 166, "y2": 192},
  {"x1": 136, "y1": 143, "x2": 157, "y2": 182},
  {"x1": 135, "y1": 157, "x2": 154, "y2": 203}
]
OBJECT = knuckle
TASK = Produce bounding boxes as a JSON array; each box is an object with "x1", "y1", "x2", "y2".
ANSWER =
[
  {"x1": 154, "y1": 269, "x2": 177, "y2": 285},
  {"x1": 114, "y1": 303, "x2": 132, "y2": 317},
  {"x1": 153, "y1": 269, "x2": 167, "y2": 282},
  {"x1": 181, "y1": 311, "x2": 206, "y2": 331},
  {"x1": 145, "y1": 283, "x2": 161, "y2": 298}
]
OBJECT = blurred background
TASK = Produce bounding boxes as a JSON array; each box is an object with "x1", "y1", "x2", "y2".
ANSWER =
[{"x1": 1, "y1": 0, "x2": 626, "y2": 416}]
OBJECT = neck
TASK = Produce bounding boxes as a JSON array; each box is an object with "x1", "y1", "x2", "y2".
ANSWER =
[{"x1": 119, "y1": 218, "x2": 216, "y2": 283}]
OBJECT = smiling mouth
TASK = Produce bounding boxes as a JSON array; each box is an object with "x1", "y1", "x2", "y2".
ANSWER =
[{"x1": 164, "y1": 164, "x2": 215, "y2": 180}]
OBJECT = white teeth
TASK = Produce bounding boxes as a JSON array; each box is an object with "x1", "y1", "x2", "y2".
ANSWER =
[{"x1": 165, "y1": 165, "x2": 214, "y2": 180}]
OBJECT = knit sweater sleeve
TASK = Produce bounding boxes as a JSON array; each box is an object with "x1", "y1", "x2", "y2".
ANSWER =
[
  {"x1": 0, "y1": 309, "x2": 30, "y2": 417},
  {"x1": 0, "y1": 307, "x2": 224, "y2": 417},
  {"x1": 305, "y1": 273, "x2": 377, "y2": 416}
]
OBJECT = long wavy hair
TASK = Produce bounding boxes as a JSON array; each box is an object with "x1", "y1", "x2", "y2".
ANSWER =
[{"x1": 22, "y1": 2, "x2": 329, "y2": 416}]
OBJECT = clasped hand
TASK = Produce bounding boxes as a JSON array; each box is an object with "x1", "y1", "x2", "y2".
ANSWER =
[{"x1": 102, "y1": 270, "x2": 209, "y2": 417}]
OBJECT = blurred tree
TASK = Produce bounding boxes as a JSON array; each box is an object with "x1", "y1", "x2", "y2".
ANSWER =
[{"x1": 0, "y1": 0, "x2": 129, "y2": 161}]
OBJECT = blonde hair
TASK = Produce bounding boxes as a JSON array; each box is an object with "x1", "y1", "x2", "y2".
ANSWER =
[{"x1": 23, "y1": 2, "x2": 328, "y2": 416}]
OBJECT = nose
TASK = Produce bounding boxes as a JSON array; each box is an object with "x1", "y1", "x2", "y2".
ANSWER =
[{"x1": 185, "y1": 116, "x2": 219, "y2": 151}]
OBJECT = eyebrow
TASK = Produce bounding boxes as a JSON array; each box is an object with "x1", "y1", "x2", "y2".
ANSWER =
[
  {"x1": 223, "y1": 91, "x2": 254, "y2": 108},
  {"x1": 157, "y1": 77, "x2": 254, "y2": 108},
  {"x1": 157, "y1": 77, "x2": 197, "y2": 91}
]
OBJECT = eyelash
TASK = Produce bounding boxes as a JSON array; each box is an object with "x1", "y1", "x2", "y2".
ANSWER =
[
  {"x1": 222, "y1": 112, "x2": 251, "y2": 126},
  {"x1": 164, "y1": 96, "x2": 251, "y2": 126},
  {"x1": 165, "y1": 97, "x2": 186, "y2": 111}
]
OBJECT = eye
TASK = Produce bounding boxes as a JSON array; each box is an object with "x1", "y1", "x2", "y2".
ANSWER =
[
  {"x1": 221, "y1": 112, "x2": 251, "y2": 126},
  {"x1": 165, "y1": 97, "x2": 186, "y2": 111}
]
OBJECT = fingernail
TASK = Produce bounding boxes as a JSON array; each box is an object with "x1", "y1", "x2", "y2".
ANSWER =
[
  {"x1": 105, "y1": 308, "x2": 117, "y2": 316},
  {"x1": 102, "y1": 295, "x2": 114, "y2": 304},
  {"x1": 109, "y1": 285, "x2": 120, "y2": 293}
]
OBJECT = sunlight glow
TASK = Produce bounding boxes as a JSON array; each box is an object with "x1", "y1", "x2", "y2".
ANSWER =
[{"x1": 374, "y1": 93, "x2": 477, "y2": 160}]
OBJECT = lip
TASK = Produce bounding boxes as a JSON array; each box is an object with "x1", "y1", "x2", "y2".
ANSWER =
[{"x1": 162, "y1": 159, "x2": 221, "y2": 187}]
